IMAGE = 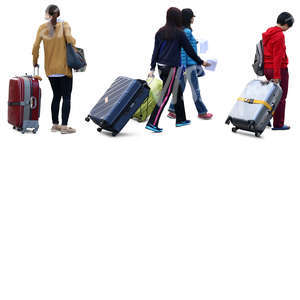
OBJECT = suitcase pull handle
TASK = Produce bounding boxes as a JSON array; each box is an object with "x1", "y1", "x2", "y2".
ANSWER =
[
  {"x1": 30, "y1": 96, "x2": 37, "y2": 110},
  {"x1": 34, "y1": 65, "x2": 39, "y2": 76},
  {"x1": 33, "y1": 65, "x2": 42, "y2": 81}
]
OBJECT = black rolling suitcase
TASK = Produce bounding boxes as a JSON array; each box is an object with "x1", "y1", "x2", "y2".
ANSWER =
[{"x1": 86, "y1": 77, "x2": 150, "y2": 136}]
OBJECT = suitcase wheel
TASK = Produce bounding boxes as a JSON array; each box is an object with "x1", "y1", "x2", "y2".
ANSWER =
[
  {"x1": 112, "y1": 132, "x2": 118, "y2": 137},
  {"x1": 232, "y1": 127, "x2": 238, "y2": 133},
  {"x1": 97, "y1": 128, "x2": 102, "y2": 133},
  {"x1": 255, "y1": 132, "x2": 261, "y2": 138},
  {"x1": 85, "y1": 117, "x2": 90, "y2": 122},
  {"x1": 22, "y1": 130, "x2": 26, "y2": 134},
  {"x1": 32, "y1": 129, "x2": 37, "y2": 134}
]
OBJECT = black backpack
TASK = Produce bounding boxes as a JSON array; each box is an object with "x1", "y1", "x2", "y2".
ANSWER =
[{"x1": 253, "y1": 40, "x2": 264, "y2": 76}]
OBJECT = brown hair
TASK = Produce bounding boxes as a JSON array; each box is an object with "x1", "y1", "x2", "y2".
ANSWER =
[{"x1": 46, "y1": 4, "x2": 60, "y2": 36}]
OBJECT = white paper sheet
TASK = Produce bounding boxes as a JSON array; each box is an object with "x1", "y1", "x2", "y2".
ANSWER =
[
  {"x1": 205, "y1": 59, "x2": 218, "y2": 72},
  {"x1": 199, "y1": 39, "x2": 208, "y2": 54}
]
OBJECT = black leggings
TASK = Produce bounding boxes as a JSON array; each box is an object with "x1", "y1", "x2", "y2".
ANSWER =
[
  {"x1": 147, "y1": 65, "x2": 186, "y2": 126},
  {"x1": 49, "y1": 76, "x2": 73, "y2": 126}
]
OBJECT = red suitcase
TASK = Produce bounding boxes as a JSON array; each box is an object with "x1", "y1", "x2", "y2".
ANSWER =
[{"x1": 8, "y1": 67, "x2": 41, "y2": 134}]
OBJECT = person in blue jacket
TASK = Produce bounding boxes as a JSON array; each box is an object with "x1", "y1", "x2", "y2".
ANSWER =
[
  {"x1": 168, "y1": 9, "x2": 213, "y2": 120},
  {"x1": 146, "y1": 7, "x2": 210, "y2": 133}
]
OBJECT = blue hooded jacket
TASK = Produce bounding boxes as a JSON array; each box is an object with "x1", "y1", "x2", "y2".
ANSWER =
[{"x1": 181, "y1": 28, "x2": 198, "y2": 67}]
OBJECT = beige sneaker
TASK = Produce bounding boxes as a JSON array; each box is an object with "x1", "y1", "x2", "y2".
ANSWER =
[
  {"x1": 51, "y1": 124, "x2": 62, "y2": 132},
  {"x1": 61, "y1": 126, "x2": 76, "y2": 134}
]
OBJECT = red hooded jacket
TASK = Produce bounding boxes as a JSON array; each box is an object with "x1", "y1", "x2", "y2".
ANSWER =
[{"x1": 262, "y1": 26, "x2": 288, "y2": 79}]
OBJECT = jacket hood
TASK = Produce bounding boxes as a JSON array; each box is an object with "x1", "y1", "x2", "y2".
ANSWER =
[{"x1": 263, "y1": 26, "x2": 283, "y2": 44}]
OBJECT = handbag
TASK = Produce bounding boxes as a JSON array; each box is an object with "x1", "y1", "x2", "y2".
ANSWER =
[
  {"x1": 196, "y1": 65, "x2": 205, "y2": 77},
  {"x1": 63, "y1": 23, "x2": 87, "y2": 71}
]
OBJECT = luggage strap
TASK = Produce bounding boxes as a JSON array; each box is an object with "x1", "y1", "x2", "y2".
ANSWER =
[
  {"x1": 237, "y1": 97, "x2": 274, "y2": 115},
  {"x1": 8, "y1": 101, "x2": 25, "y2": 106}
]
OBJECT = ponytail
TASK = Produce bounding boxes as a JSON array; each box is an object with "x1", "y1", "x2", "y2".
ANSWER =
[{"x1": 45, "y1": 4, "x2": 60, "y2": 36}]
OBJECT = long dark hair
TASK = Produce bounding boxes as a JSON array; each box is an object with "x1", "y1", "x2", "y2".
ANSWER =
[
  {"x1": 46, "y1": 4, "x2": 60, "y2": 36},
  {"x1": 158, "y1": 7, "x2": 182, "y2": 40}
]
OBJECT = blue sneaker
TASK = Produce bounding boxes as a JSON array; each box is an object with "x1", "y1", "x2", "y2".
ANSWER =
[
  {"x1": 176, "y1": 120, "x2": 191, "y2": 127},
  {"x1": 146, "y1": 124, "x2": 163, "y2": 133},
  {"x1": 272, "y1": 125, "x2": 290, "y2": 131}
]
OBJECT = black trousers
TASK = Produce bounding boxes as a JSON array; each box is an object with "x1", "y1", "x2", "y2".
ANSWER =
[
  {"x1": 148, "y1": 66, "x2": 186, "y2": 126},
  {"x1": 48, "y1": 76, "x2": 73, "y2": 126}
]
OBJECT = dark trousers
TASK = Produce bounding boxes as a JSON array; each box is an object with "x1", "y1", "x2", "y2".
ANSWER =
[
  {"x1": 49, "y1": 76, "x2": 73, "y2": 126},
  {"x1": 264, "y1": 68, "x2": 289, "y2": 128},
  {"x1": 148, "y1": 66, "x2": 186, "y2": 126}
]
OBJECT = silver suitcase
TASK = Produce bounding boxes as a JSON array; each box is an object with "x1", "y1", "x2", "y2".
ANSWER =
[{"x1": 226, "y1": 80, "x2": 283, "y2": 137}]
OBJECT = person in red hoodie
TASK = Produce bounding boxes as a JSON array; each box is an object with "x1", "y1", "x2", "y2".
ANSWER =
[{"x1": 263, "y1": 12, "x2": 294, "y2": 130}]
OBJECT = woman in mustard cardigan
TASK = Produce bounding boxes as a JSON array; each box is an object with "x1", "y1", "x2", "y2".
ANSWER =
[{"x1": 32, "y1": 4, "x2": 76, "y2": 134}]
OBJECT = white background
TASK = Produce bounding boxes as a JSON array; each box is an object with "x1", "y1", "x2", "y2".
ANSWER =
[{"x1": 0, "y1": 0, "x2": 299, "y2": 299}]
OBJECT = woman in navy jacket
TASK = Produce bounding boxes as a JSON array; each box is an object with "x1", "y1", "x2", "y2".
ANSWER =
[
  {"x1": 146, "y1": 7, "x2": 210, "y2": 133},
  {"x1": 168, "y1": 9, "x2": 213, "y2": 120}
]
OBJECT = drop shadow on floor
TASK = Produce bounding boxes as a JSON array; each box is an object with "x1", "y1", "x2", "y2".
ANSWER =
[
  {"x1": 97, "y1": 130, "x2": 137, "y2": 139},
  {"x1": 232, "y1": 130, "x2": 266, "y2": 139}
]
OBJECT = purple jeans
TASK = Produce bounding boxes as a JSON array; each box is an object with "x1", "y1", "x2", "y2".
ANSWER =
[{"x1": 264, "y1": 68, "x2": 289, "y2": 128}]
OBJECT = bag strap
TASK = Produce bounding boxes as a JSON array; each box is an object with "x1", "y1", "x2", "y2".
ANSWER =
[{"x1": 62, "y1": 22, "x2": 68, "y2": 45}]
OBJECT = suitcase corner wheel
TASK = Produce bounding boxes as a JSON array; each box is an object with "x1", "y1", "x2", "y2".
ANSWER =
[
  {"x1": 13, "y1": 126, "x2": 38, "y2": 134},
  {"x1": 97, "y1": 127, "x2": 118, "y2": 137},
  {"x1": 225, "y1": 117, "x2": 231, "y2": 125},
  {"x1": 254, "y1": 132, "x2": 262, "y2": 138},
  {"x1": 85, "y1": 116, "x2": 91, "y2": 122},
  {"x1": 21, "y1": 128, "x2": 38, "y2": 134}
]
